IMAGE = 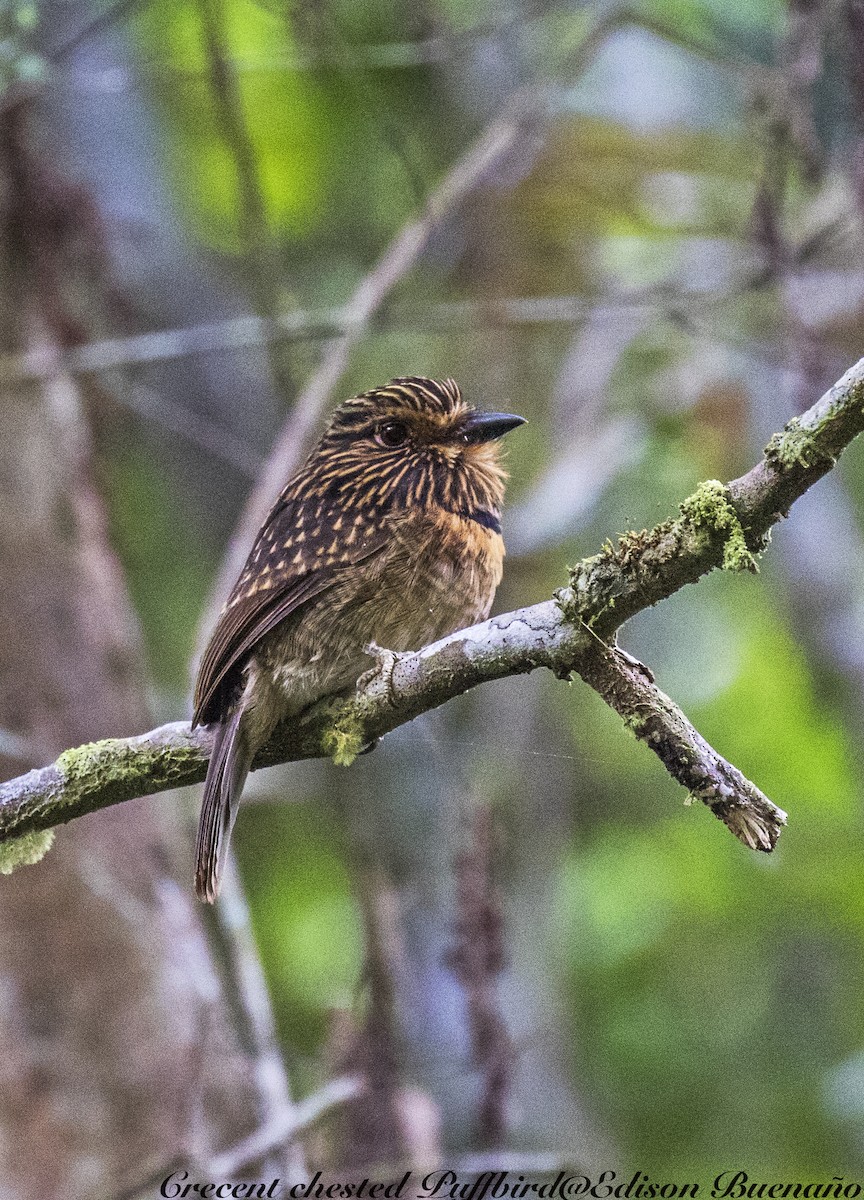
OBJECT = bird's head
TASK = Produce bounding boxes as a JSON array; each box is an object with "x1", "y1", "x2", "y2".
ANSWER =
[{"x1": 314, "y1": 377, "x2": 526, "y2": 518}]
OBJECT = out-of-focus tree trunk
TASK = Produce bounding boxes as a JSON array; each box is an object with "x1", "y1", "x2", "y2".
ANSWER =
[{"x1": 0, "y1": 105, "x2": 266, "y2": 1200}]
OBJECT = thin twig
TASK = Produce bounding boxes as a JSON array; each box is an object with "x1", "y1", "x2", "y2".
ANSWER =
[
  {"x1": 46, "y1": 0, "x2": 147, "y2": 66},
  {"x1": 0, "y1": 298, "x2": 586, "y2": 381},
  {"x1": 199, "y1": 0, "x2": 295, "y2": 403},
  {"x1": 208, "y1": 1074, "x2": 362, "y2": 1177},
  {"x1": 0, "y1": 296, "x2": 666, "y2": 381},
  {"x1": 35, "y1": 0, "x2": 770, "y2": 94},
  {"x1": 0, "y1": 238, "x2": 848, "y2": 386},
  {"x1": 205, "y1": 854, "x2": 307, "y2": 1180},
  {"x1": 119, "y1": 379, "x2": 261, "y2": 475}
]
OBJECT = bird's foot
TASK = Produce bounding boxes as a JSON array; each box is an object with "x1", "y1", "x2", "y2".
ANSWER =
[{"x1": 359, "y1": 642, "x2": 403, "y2": 706}]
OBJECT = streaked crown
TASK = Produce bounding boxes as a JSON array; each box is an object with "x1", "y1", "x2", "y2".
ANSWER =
[{"x1": 326, "y1": 376, "x2": 467, "y2": 437}]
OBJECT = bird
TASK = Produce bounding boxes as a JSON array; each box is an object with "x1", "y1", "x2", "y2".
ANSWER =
[{"x1": 192, "y1": 376, "x2": 526, "y2": 902}]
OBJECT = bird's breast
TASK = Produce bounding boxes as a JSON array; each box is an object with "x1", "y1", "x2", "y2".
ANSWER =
[
  {"x1": 253, "y1": 505, "x2": 505, "y2": 717},
  {"x1": 379, "y1": 505, "x2": 505, "y2": 641}
]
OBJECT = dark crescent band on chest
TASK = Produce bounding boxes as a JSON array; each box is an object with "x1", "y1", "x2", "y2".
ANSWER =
[{"x1": 443, "y1": 506, "x2": 502, "y2": 534}]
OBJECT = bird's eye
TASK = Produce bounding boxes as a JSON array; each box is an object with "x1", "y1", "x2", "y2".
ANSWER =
[{"x1": 374, "y1": 420, "x2": 409, "y2": 448}]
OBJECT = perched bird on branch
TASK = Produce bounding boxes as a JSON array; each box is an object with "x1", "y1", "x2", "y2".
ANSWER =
[{"x1": 193, "y1": 377, "x2": 525, "y2": 902}]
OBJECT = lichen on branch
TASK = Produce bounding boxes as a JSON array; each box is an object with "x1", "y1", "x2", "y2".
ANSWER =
[
  {"x1": 0, "y1": 829, "x2": 54, "y2": 874},
  {"x1": 679, "y1": 480, "x2": 757, "y2": 573}
]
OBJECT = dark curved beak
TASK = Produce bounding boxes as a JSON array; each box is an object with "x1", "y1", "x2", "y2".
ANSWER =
[{"x1": 461, "y1": 411, "x2": 527, "y2": 445}]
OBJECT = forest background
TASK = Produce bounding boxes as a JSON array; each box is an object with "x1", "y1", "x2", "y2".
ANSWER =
[{"x1": 1, "y1": 0, "x2": 864, "y2": 1195}]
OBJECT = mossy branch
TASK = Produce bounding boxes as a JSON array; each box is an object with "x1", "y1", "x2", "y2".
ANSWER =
[{"x1": 3, "y1": 355, "x2": 864, "y2": 864}]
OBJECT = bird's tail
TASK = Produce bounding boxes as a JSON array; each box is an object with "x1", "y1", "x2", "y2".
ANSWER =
[{"x1": 195, "y1": 708, "x2": 251, "y2": 903}]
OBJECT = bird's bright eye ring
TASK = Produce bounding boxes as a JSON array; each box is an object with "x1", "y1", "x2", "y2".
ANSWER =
[{"x1": 374, "y1": 420, "x2": 409, "y2": 448}]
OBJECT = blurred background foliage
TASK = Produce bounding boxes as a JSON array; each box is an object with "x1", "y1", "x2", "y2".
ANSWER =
[{"x1": 25, "y1": 0, "x2": 864, "y2": 1178}]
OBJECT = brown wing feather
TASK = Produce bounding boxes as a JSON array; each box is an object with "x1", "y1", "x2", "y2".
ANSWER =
[
  {"x1": 193, "y1": 479, "x2": 392, "y2": 727},
  {"x1": 192, "y1": 570, "x2": 339, "y2": 726}
]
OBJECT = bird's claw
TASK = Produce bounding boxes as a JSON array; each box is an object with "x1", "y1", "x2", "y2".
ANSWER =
[{"x1": 358, "y1": 641, "x2": 402, "y2": 706}]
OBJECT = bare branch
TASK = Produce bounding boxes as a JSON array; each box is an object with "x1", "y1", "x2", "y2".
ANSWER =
[
  {"x1": 199, "y1": 0, "x2": 295, "y2": 405},
  {"x1": 0, "y1": 296, "x2": 654, "y2": 382},
  {"x1": 3, "y1": 355, "x2": 864, "y2": 858},
  {"x1": 207, "y1": 1075, "x2": 362, "y2": 1177},
  {"x1": 0, "y1": 597, "x2": 785, "y2": 853},
  {"x1": 0, "y1": 269, "x2": 839, "y2": 390},
  {"x1": 573, "y1": 642, "x2": 786, "y2": 851},
  {"x1": 204, "y1": 855, "x2": 307, "y2": 1179}
]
